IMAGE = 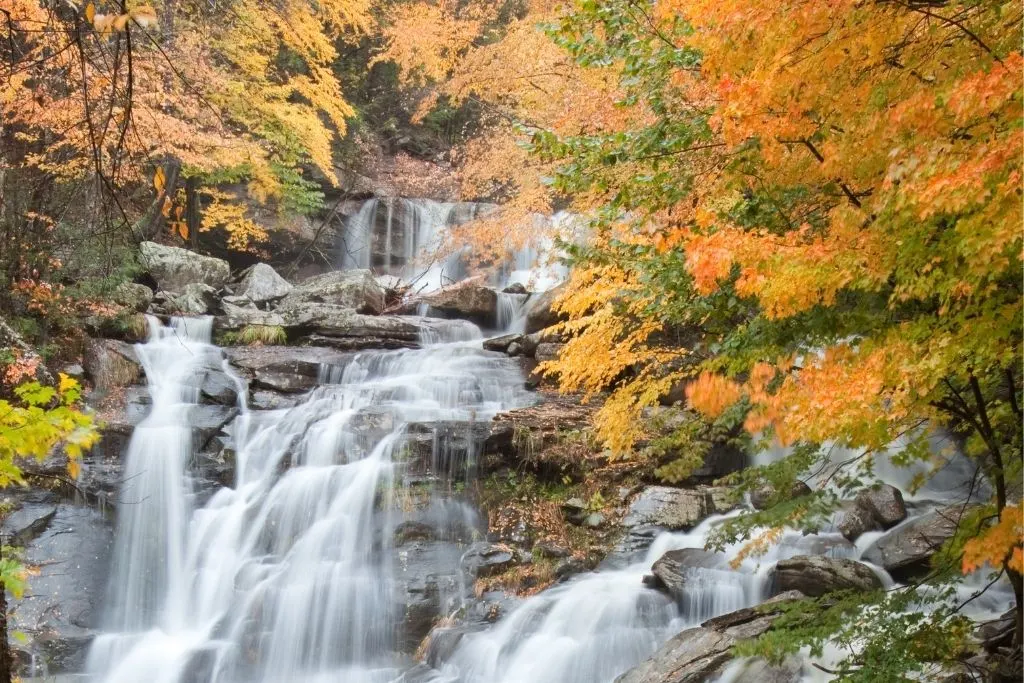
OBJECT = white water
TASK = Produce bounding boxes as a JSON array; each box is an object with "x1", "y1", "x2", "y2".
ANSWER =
[
  {"x1": 339, "y1": 198, "x2": 571, "y2": 293},
  {"x1": 87, "y1": 317, "x2": 534, "y2": 683}
]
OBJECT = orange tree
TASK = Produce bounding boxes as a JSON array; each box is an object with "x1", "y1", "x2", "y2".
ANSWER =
[{"x1": 417, "y1": 0, "x2": 1023, "y2": 676}]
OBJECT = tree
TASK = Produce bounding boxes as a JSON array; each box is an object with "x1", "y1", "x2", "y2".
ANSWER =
[
  {"x1": 0, "y1": 373, "x2": 98, "y2": 682},
  {"x1": 403, "y1": 0, "x2": 1023, "y2": 676}
]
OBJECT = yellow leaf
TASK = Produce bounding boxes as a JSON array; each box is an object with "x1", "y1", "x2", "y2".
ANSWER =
[
  {"x1": 58, "y1": 372, "x2": 75, "y2": 395},
  {"x1": 67, "y1": 458, "x2": 80, "y2": 480},
  {"x1": 85, "y1": 2, "x2": 95, "y2": 24},
  {"x1": 153, "y1": 166, "x2": 165, "y2": 193},
  {"x1": 130, "y1": 5, "x2": 157, "y2": 27},
  {"x1": 161, "y1": 196, "x2": 172, "y2": 218},
  {"x1": 178, "y1": 221, "x2": 190, "y2": 240},
  {"x1": 113, "y1": 13, "x2": 130, "y2": 31}
]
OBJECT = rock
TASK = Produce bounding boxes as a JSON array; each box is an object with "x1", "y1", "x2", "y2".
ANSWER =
[
  {"x1": 199, "y1": 368, "x2": 239, "y2": 405},
  {"x1": 236, "y1": 263, "x2": 292, "y2": 304},
  {"x1": 838, "y1": 484, "x2": 907, "y2": 541},
  {"x1": 772, "y1": 555, "x2": 882, "y2": 597},
  {"x1": 837, "y1": 503, "x2": 877, "y2": 541},
  {"x1": 534, "y1": 342, "x2": 564, "y2": 363},
  {"x1": 523, "y1": 283, "x2": 568, "y2": 334},
  {"x1": 856, "y1": 484, "x2": 907, "y2": 529},
  {"x1": 189, "y1": 405, "x2": 238, "y2": 450},
  {"x1": 750, "y1": 481, "x2": 812, "y2": 511},
  {"x1": 225, "y1": 346, "x2": 350, "y2": 394},
  {"x1": 723, "y1": 657, "x2": 805, "y2": 683},
  {"x1": 1, "y1": 492, "x2": 58, "y2": 544},
  {"x1": 139, "y1": 241, "x2": 231, "y2": 292},
  {"x1": 10, "y1": 504, "x2": 113, "y2": 675},
  {"x1": 561, "y1": 498, "x2": 587, "y2": 525},
  {"x1": 483, "y1": 333, "x2": 523, "y2": 353},
  {"x1": 554, "y1": 557, "x2": 587, "y2": 581},
  {"x1": 615, "y1": 591, "x2": 806, "y2": 683},
  {"x1": 649, "y1": 548, "x2": 725, "y2": 596},
  {"x1": 534, "y1": 540, "x2": 570, "y2": 559},
  {"x1": 461, "y1": 542, "x2": 516, "y2": 578},
  {"x1": 112, "y1": 282, "x2": 154, "y2": 312},
  {"x1": 976, "y1": 609, "x2": 1016, "y2": 649},
  {"x1": 623, "y1": 486, "x2": 733, "y2": 533},
  {"x1": 61, "y1": 363, "x2": 85, "y2": 379},
  {"x1": 393, "y1": 540, "x2": 469, "y2": 652},
  {"x1": 861, "y1": 506, "x2": 972, "y2": 580},
  {"x1": 83, "y1": 338, "x2": 141, "y2": 389},
  {"x1": 394, "y1": 521, "x2": 438, "y2": 545},
  {"x1": 583, "y1": 512, "x2": 606, "y2": 528},
  {"x1": 293, "y1": 307, "x2": 426, "y2": 350},
  {"x1": 170, "y1": 282, "x2": 218, "y2": 315},
  {"x1": 278, "y1": 269, "x2": 384, "y2": 314},
  {"x1": 249, "y1": 390, "x2": 301, "y2": 411},
  {"x1": 503, "y1": 283, "x2": 528, "y2": 295},
  {"x1": 419, "y1": 283, "x2": 498, "y2": 327},
  {"x1": 506, "y1": 341, "x2": 524, "y2": 356}
]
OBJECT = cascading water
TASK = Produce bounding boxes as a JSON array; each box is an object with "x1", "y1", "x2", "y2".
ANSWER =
[
  {"x1": 87, "y1": 317, "x2": 534, "y2": 683},
  {"x1": 339, "y1": 198, "x2": 571, "y2": 293}
]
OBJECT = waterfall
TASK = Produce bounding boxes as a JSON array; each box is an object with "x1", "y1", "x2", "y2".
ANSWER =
[
  {"x1": 496, "y1": 292, "x2": 528, "y2": 333},
  {"x1": 339, "y1": 198, "x2": 571, "y2": 293},
  {"x1": 87, "y1": 317, "x2": 534, "y2": 683}
]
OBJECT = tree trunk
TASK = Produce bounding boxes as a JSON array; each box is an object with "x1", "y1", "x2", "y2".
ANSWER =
[{"x1": 0, "y1": 580, "x2": 11, "y2": 683}]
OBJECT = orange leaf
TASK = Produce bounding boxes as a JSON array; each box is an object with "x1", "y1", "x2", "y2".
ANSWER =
[{"x1": 85, "y1": 2, "x2": 95, "y2": 24}]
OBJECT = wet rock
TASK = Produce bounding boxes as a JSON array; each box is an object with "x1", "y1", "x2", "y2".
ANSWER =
[
  {"x1": 140, "y1": 241, "x2": 231, "y2": 292},
  {"x1": 83, "y1": 338, "x2": 142, "y2": 390},
  {"x1": 277, "y1": 269, "x2": 384, "y2": 314},
  {"x1": 483, "y1": 333, "x2": 522, "y2": 353},
  {"x1": 649, "y1": 548, "x2": 725, "y2": 598},
  {"x1": 236, "y1": 263, "x2": 292, "y2": 304},
  {"x1": 113, "y1": 282, "x2": 155, "y2": 312},
  {"x1": 10, "y1": 504, "x2": 113, "y2": 675},
  {"x1": 248, "y1": 390, "x2": 301, "y2": 411},
  {"x1": 296, "y1": 308, "x2": 425, "y2": 350},
  {"x1": 503, "y1": 283, "x2": 528, "y2": 295},
  {"x1": 523, "y1": 282, "x2": 568, "y2": 334},
  {"x1": 225, "y1": 346, "x2": 350, "y2": 394},
  {"x1": 838, "y1": 484, "x2": 907, "y2": 541},
  {"x1": 750, "y1": 481, "x2": 813, "y2": 511},
  {"x1": 418, "y1": 283, "x2": 498, "y2": 327},
  {"x1": 615, "y1": 591, "x2": 806, "y2": 683},
  {"x1": 189, "y1": 404, "x2": 238, "y2": 450},
  {"x1": 724, "y1": 656, "x2": 805, "y2": 683},
  {"x1": 394, "y1": 521, "x2": 438, "y2": 545},
  {"x1": 199, "y1": 368, "x2": 239, "y2": 405},
  {"x1": 772, "y1": 555, "x2": 882, "y2": 597},
  {"x1": 861, "y1": 506, "x2": 973, "y2": 580},
  {"x1": 394, "y1": 540, "x2": 469, "y2": 651},
  {"x1": 1, "y1": 491, "x2": 59, "y2": 544},
  {"x1": 461, "y1": 542, "x2": 517, "y2": 578}
]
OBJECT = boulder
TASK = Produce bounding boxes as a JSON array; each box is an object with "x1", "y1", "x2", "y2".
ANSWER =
[
  {"x1": 534, "y1": 540, "x2": 570, "y2": 559},
  {"x1": 83, "y1": 338, "x2": 141, "y2": 389},
  {"x1": 750, "y1": 481, "x2": 813, "y2": 511},
  {"x1": 615, "y1": 591, "x2": 806, "y2": 683},
  {"x1": 503, "y1": 283, "x2": 528, "y2": 295},
  {"x1": 861, "y1": 506, "x2": 972, "y2": 580},
  {"x1": 618, "y1": 486, "x2": 735, "y2": 558},
  {"x1": 772, "y1": 555, "x2": 882, "y2": 597},
  {"x1": 278, "y1": 269, "x2": 384, "y2": 314},
  {"x1": 199, "y1": 368, "x2": 239, "y2": 405},
  {"x1": 139, "y1": 241, "x2": 231, "y2": 292},
  {"x1": 837, "y1": 503, "x2": 877, "y2": 541},
  {"x1": 168, "y1": 282, "x2": 218, "y2": 315},
  {"x1": 112, "y1": 282, "x2": 154, "y2": 312},
  {"x1": 523, "y1": 282, "x2": 568, "y2": 334},
  {"x1": 225, "y1": 346, "x2": 350, "y2": 394},
  {"x1": 483, "y1": 333, "x2": 523, "y2": 353},
  {"x1": 461, "y1": 542, "x2": 517, "y2": 578},
  {"x1": 419, "y1": 283, "x2": 498, "y2": 327},
  {"x1": 236, "y1": 263, "x2": 292, "y2": 304},
  {"x1": 649, "y1": 548, "x2": 725, "y2": 596},
  {"x1": 856, "y1": 484, "x2": 907, "y2": 529}
]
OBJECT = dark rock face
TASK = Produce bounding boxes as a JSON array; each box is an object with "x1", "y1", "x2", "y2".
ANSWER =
[
  {"x1": 393, "y1": 540, "x2": 469, "y2": 652},
  {"x1": 9, "y1": 504, "x2": 113, "y2": 675},
  {"x1": 862, "y1": 506, "x2": 972, "y2": 580},
  {"x1": 772, "y1": 555, "x2": 882, "y2": 597},
  {"x1": 225, "y1": 346, "x2": 351, "y2": 394},
  {"x1": 278, "y1": 269, "x2": 385, "y2": 315},
  {"x1": 615, "y1": 591, "x2": 807, "y2": 683},
  {"x1": 236, "y1": 263, "x2": 292, "y2": 304},
  {"x1": 461, "y1": 542, "x2": 517, "y2": 578},
  {"x1": 523, "y1": 283, "x2": 568, "y2": 334},
  {"x1": 139, "y1": 241, "x2": 231, "y2": 292},
  {"x1": 419, "y1": 284, "x2": 498, "y2": 327},
  {"x1": 648, "y1": 548, "x2": 726, "y2": 599}
]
